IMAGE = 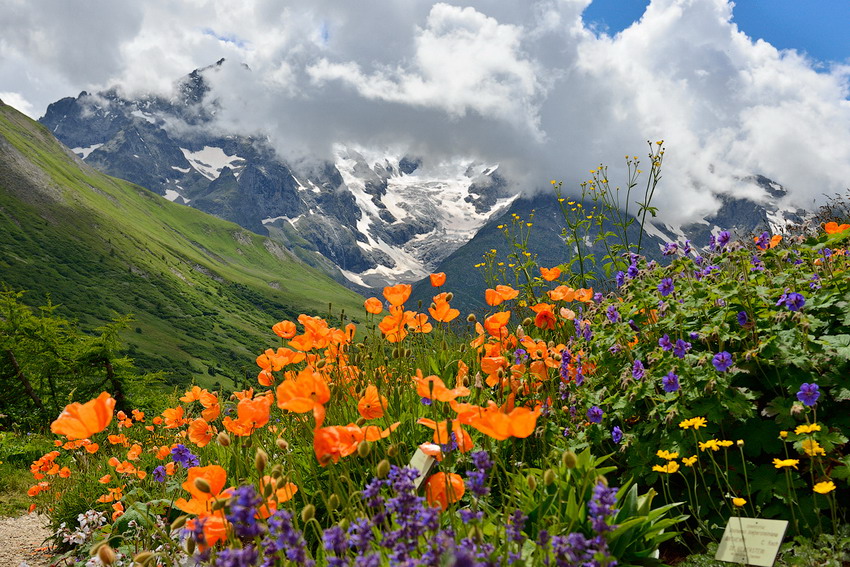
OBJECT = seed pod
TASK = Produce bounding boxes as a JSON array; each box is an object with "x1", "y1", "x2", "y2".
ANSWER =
[
  {"x1": 357, "y1": 440, "x2": 371, "y2": 458},
  {"x1": 270, "y1": 464, "x2": 283, "y2": 479},
  {"x1": 356, "y1": 417, "x2": 367, "y2": 427},
  {"x1": 328, "y1": 493, "x2": 340, "y2": 511},
  {"x1": 522, "y1": 317, "x2": 533, "y2": 327},
  {"x1": 97, "y1": 545, "x2": 117, "y2": 565},
  {"x1": 387, "y1": 445, "x2": 398, "y2": 458},
  {"x1": 255, "y1": 448, "x2": 268, "y2": 473},
  {"x1": 445, "y1": 292, "x2": 454, "y2": 302},
  {"x1": 377, "y1": 459, "x2": 391, "y2": 479},
  {"x1": 133, "y1": 551, "x2": 155, "y2": 566},
  {"x1": 276, "y1": 438, "x2": 289, "y2": 451},
  {"x1": 527, "y1": 474, "x2": 538, "y2": 491},
  {"x1": 171, "y1": 515, "x2": 188, "y2": 531},
  {"x1": 186, "y1": 536, "x2": 196, "y2": 555},
  {"x1": 301, "y1": 504, "x2": 316, "y2": 523},
  {"x1": 194, "y1": 478, "x2": 212, "y2": 494},
  {"x1": 211, "y1": 498, "x2": 227, "y2": 511},
  {"x1": 217, "y1": 432, "x2": 231, "y2": 447},
  {"x1": 263, "y1": 482, "x2": 274, "y2": 498},
  {"x1": 544, "y1": 469, "x2": 556, "y2": 486},
  {"x1": 467, "y1": 313, "x2": 477, "y2": 323},
  {"x1": 562, "y1": 451, "x2": 578, "y2": 469}
]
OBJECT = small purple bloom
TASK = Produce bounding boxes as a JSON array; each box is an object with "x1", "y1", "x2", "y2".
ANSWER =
[
  {"x1": 420, "y1": 397, "x2": 432, "y2": 406},
  {"x1": 616, "y1": 270, "x2": 626, "y2": 287},
  {"x1": 587, "y1": 406, "x2": 604, "y2": 424},
  {"x1": 606, "y1": 305, "x2": 620, "y2": 323},
  {"x1": 809, "y1": 274, "x2": 822, "y2": 290},
  {"x1": 755, "y1": 231, "x2": 770, "y2": 250},
  {"x1": 611, "y1": 426, "x2": 623, "y2": 444},
  {"x1": 593, "y1": 292, "x2": 604, "y2": 303},
  {"x1": 627, "y1": 263, "x2": 640, "y2": 279},
  {"x1": 659, "y1": 334, "x2": 672, "y2": 351},
  {"x1": 737, "y1": 311, "x2": 748, "y2": 326},
  {"x1": 716, "y1": 231, "x2": 731, "y2": 248},
  {"x1": 662, "y1": 242, "x2": 678, "y2": 256},
  {"x1": 153, "y1": 466, "x2": 167, "y2": 483},
  {"x1": 662, "y1": 371, "x2": 680, "y2": 393},
  {"x1": 797, "y1": 383, "x2": 820, "y2": 406},
  {"x1": 683, "y1": 240, "x2": 693, "y2": 255},
  {"x1": 658, "y1": 277, "x2": 674, "y2": 297},
  {"x1": 513, "y1": 349, "x2": 528, "y2": 365},
  {"x1": 628, "y1": 319, "x2": 640, "y2": 332},
  {"x1": 777, "y1": 291, "x2": 806, "y2": 311},
  {"x1": 713, "y1": 351, "x2": 733, "y2": 372},
  {"x1": 632, "y1": 359, "x2": 645, "y2": 380},
  {"x1": 673, "y1": 339, "x2": 691, "y2": 359}
]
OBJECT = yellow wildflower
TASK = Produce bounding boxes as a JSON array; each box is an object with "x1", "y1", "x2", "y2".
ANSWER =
[
  {"x1": 813, "y1": 481, "x2": 836, "y2": 494},
  {"x1": 679, "y1": 417, "x2": 708, "y2": 430},
  {"x1": 652, "y1": 462, "x2": 680, "y2": 474},
  {"x1": 698, "y1": 439, "x2": 720, "y2": 452},
  {"x1": 682, "y1": 456, "x2": 698, "y2": 467},
  {"x1": 717, "y1": 440, "x2": 734, "y2": 448},
  {"x1": 772, "y1": 458, "x2": 799, "y2": 469},
  {"x1": 794, "y1": 423, "x2": 821, "y2": 435},
  {"x1": 656, "y1": 450, "x2": 679, "y2": 461},
  {"x1": 779, "y1": 431, "x2": 788, "y2": 439},
  {"x1": 802, "y1": 439, "x2": 826, "y2": 457},
  {"x1": 732, "y1": 497, "x2": 747, "y2": 507}
]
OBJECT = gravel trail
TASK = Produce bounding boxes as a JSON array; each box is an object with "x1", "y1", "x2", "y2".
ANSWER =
[{"x1": 0, "y1": 514, "x2": 55, "y2": 566}]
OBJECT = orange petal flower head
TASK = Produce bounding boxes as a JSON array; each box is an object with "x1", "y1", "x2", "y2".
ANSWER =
[
  {"x1": 425, "y1": 472, "x2": 465, "y2": 510},
  {"x1": 483, "y1": 311, "x2": 511, "y2": 338},
  {"x1": 50, "y1": 392, "x2": 115, "y2": 440},
  {"x1": 358, "y1": 385, "x2": 387, "y2": 420},
  {"x1": 272, "y1": 320, "x2": 297, "y2": 339},
  {"x1": 534, "y1": 310, "x2": 556, "y2": 330},
  {"x1": 429, "y1": 272, "x2": 447, "y2": 287},
  {"x1": 383, "y1": 284, "x2": 412, "y2": 307},
  {"x1": 429, "y1": 293, "x2": 460, "y2": 323},
  {"x1": 825, "y1": 221, "x2": 850, "y2": 234},
  {"x1": 188, "y1": 419, "x2": 215, "y2": 447},
  {"x1": 485, "y1": 288, "x2": 503, "y2": 306},
  {"x1": 364, "y1": 297, "x2": 384, "y2": 314},
  {"x1": 540, "y1": 266, "x2": 562, "y2": 281}
]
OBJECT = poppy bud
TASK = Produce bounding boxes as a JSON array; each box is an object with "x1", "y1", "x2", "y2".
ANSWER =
[
  {"x1": 356, "y1": 417, "x2": 367, "y2": 427},
  {"x1": 387, "y1": 445, "x2": 398, "y2": 458},
  {"x1": 186, "y1": 536, "x2": 196, "y2": 555},
  {"x1": 377, "y1": 459, "x2": 391, "y2": 479},
  {"x1": 276, "y1": 438, "x2": 289, "y2": 451},
  {"x1": 328, "y1": 493, "x2": 340, "y2": 511},
  {"x1": 263, "y1": 482, "x2": 274, "y2": 498},
  {"x1": 194, "y1": 478, "x2": 212, "y2": 494},
  {"x1": 97, "y1": 545, "x2": 116, "y2": 565},
  {"x1": 561, "y1": 450, "x2": 577, "y2": 469},
  {"x1": 392, "y1": 347, "x2": 400, "y2": 358},
  {"x1": 467, "y1": 314, "x2": 476, "y2": 323},
  {"x1": 133, "y1": 551, "x2": 155, "y2": 566},
  {"x1": 301, "y1": 503, "x2": 315, "y2": 523},
  {"x1": 527, "y1": 474, "x2": 537, "y2": 491},
  {"x1": 516, "y1": 325, "x2": 525, "y2": 339},
  {"x1": 217, "y1": 432, "x2": 231, "y2": 447},
  {"x1": 596, "y1": 475, "x2": 608, "y2": 487},
  {"x1": 270, "y1": 464, "x2": 283, "y2": 479},
  {"x1": 554, "y1": 353, "x2": 562, "y2": 361},
  {"x1": 338, "y1": 518, "x2": 349, "y2": 531},
  {"x1": 522, "y1": 317, "x2": 533, "y2": 327},
  {"x1": 357, "y1": 440, "x2": 371, "y2": 458},
  {"x1": 445, "y1": 292, "x2": 454, "y2": 302},
  {"x1": 736, "y1": 439, "x2": 744, "y2": 447},
  {"x1": 212, "y1": 498, "x2": 227, "y2": 511},
  {"x1": 544, "y1": 469, "x2": 556, "y2": 486},
  {"x1": 316, "y1": 359, "x2": 326, "y2": 369},
  {"x1": 430, "y1": 302, "x2": 437, "y2": 310},
  {"x1": 255, "y1": 448, "x2": 268, "y2": 473},
  {"x1": 171, "y1": 515, "x2": 188, "y2": 531}
]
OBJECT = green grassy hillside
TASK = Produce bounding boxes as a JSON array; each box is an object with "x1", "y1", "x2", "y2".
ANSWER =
[{"x1": 0, "y1": 101, "x2": 365, "y2": 387}]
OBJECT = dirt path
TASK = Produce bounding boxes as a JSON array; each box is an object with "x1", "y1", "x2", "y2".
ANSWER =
[{"x1": 0, "y1": 514, "x2": 55, "y2": 566}]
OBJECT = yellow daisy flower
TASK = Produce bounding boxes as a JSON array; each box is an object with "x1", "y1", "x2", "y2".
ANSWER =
[{"x1": 813, "y1": 481, "x2": 836, "y2": 494}]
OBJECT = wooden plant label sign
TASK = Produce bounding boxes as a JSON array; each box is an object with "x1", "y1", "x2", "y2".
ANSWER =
[
  {"x1": 715, "y1": 517, "x2": 788, "y2": 566},
  {"x1": 408, "y1": 447, "x2": 436, "y2": 490}
]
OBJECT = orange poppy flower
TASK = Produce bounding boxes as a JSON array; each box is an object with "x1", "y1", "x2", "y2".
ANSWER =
[
  {"x1": 825, "y1": 221, "x2": 850, "y2": 234},
  {"x1": 276, "y1": 367, "x2": 331, "y2": 413},
  {"x1": 480, "y1": 356, "x2": 509, "y2": 387},
  {"x1": 428, "y1": 293, "x2": 460, "y2": 323},
  {"x1": 408, "y1": 312, "x2": 433, "y2": 334},
  {"x1": 378, "y1": 307, "x2": 415, "y2": 343},
  {"x1": 464, "y1": 401, "x2": 542, "y2": 440},
  {"x1": 188, "y1": 419, "x2": 215, "y2": 447},
  {"x1": 162, "y1": 406, "x2": 186, "y2": 429},
  {"x1": 223, "y1": 395, "x2": 273, "y2": 437},
  {"x1": 429, "y1": 272, "x2": 447, "y2": 287},
  {"x1": 201, "y1": 404, "x2": 221, "y2": 422},
  {"x1": 364, "y1": 297, "x2": 384, "y2": 315},
  {"x1": 548, "y1": 286, "x2": 575, "y2": 302},
  {"x1": 126, "y1": 444, "x2": 142, "y2": 461},
  {"x1": 186, "y1": 515, "x2": 229, "y2": 551},
  {"x1": 483, "y1": 311, "x2": 511, "y2": 338},
  {"x1": 417, "y1": 418, "x2": 473, "y2": 454},
  {"x1": 131, "y1": 409, "x2": 145, "y2": 422},
  {"x1": 484, "y1": 288, "x2": 504, "y2": 306},
  {"x1": 112, "y1": 501, "x2": 124, "y2": 521},
  {"x1": 358, "y1": 385, "x2": 388, "y2": 420},
  {"x1": 50, "y1": 392, "x2": 115, "y2": 440},
  {"x1": 313, "y1": 425, "x2": 361, "y2": 465},
  {"x1": 425, "y1": 472, "x2": 465, "y2": 510},
  {"x1": 574, "y1": 288, "x2": 594, "y2": 302},
  {"x1": 534, "y1": 309, "x2": 556, "y2": 330},
  {"x1": 383, "y1": 283, "x2": 412, "y2": 307},
  {"x1": 175, "y1": 465, "x2": 231, "y2": 516},
  {"x1": 84, "y1": 443, "x2": 100, "y2": 454},
  {"x1": 413, "y1": 372, "x2": 470, "y2": 402},
  {"x1": 495, "y1": 285, "x2": 519, "y2": 301},
  {"x1": 540, "y1": 266, "x2": 562, "y2": 281},
  {"x1": 272, "y1": 320, "x2": 297, "y2": 339},
  {"x1": 180, "y1": 386, "x2": 205, "y2": 404},
  {"x1": 98, "y1": 475, "x2": 111, "y2": 484}
]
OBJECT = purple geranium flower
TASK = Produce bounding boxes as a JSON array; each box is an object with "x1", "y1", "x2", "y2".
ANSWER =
[
  {"x1": 713, "y1": 351, "x2": 733, "y2": 372},
  {"x1": 611, "y1": 426, "x2": 623, "y2": 444},
  {"x1": 673, "y1": 339, "x2": 691, "y2": 359},
  {"x1": 658, "y1": 277, "x2": 674, "y2": 297},
  {"x1": 737, "y1": 311, "x2": 748, "y2": 326},
  {"x1": 659, "y1": 334, "x2": 672, "y2": 351},
  {"x1": 797, "y1": 383, "x2": 820, "y2": 406},
  {"x1": 632, "y1": 359, "x2": 645, "y2": 380},
  {"x1": 587, "y1": 406, "x2": 604, "y2": 424},
  {"x1": 662, "y1": 371, "x2": 680, "y2": 393},
  {"x1": 777, "y1": 291, "x2": 806, "y2": 312}
]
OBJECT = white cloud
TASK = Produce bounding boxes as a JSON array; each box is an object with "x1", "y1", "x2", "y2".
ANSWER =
[
  {"x1": 2, "y1": 0, "x2": 850, "y2": 223},
  {"x1": 0, "y1": 91, "x2": 35, "y2": 117}
]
